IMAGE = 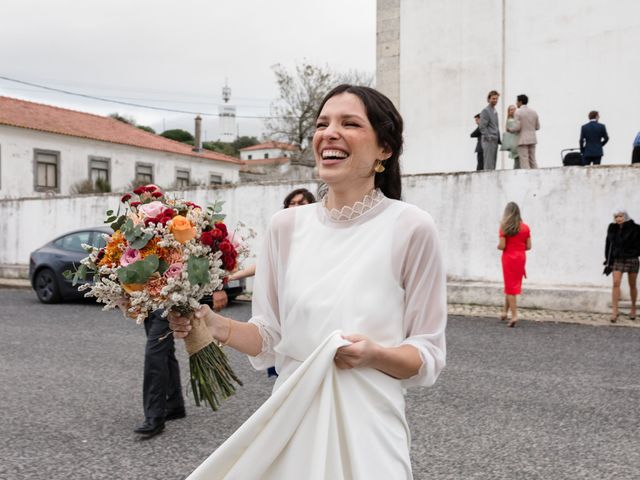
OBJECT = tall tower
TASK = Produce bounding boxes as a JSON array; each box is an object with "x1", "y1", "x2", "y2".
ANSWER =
[{"x1": 218, "y1": 80, "x2": 237, "y2": 143}]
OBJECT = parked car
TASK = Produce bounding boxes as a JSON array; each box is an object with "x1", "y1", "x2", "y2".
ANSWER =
[
  {"x1": 29, "y1": 227, "x2": 246, "y2": 304},
  {"x1": 29, "y1": 227, "x2": 113, "y2": 303}
]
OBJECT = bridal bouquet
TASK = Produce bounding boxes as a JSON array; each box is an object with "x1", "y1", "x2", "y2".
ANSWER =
[{"x1": 66, "y1": 184, "x2": 248, "y2": 410}]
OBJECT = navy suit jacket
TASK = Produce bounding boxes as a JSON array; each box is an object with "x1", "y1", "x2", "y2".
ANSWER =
[{"x1": 580, "y1": 121, "x2": 609, "y2": 157}]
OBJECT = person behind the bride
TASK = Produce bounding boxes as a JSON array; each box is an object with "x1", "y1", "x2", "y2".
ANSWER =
[{"x1": 169, "y1": 84, "x2": 447, "y2": 479}]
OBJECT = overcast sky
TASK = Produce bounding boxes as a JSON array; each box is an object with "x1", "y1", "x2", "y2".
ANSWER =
[{"x1": 0, "y1": 0, "x2": 375, "y2": 140}]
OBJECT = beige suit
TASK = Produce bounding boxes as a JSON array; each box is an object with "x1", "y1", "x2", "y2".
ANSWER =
[{"x1": 511, "y1": 105, "x2": 540, "y2": 169}]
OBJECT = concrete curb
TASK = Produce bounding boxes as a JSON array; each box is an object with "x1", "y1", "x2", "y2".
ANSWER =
[
  {"x1": 448, "y1": 303, "x2": 638, "y2": 328},
  {"x1": 0, "y1": 278, "x2": 30, "y2": 289}
]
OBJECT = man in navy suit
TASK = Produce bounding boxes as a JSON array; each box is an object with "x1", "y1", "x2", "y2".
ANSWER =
[{"x1": 580, "y1": 111, "x2": 609, "y2": 166}]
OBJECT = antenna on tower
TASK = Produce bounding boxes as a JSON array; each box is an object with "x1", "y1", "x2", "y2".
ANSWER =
[{"x1": 222, "y1": 78, "x2": 231, "y2": 104}]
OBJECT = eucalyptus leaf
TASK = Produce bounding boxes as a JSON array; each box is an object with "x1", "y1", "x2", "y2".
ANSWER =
[
  {"x1": 111, "y1": 215, "x2": 126, "y2": 231},
  {"x1": 187, "y1": 256, "x2": 210, "y2": 285},
  {"x1": 129, "y1": 232, "x2": 153, "y2": 250}
]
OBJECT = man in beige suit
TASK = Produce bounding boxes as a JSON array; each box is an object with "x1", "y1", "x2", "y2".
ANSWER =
[{"x1": 508, "y1": 94, "x2": 540, "y2": 169}]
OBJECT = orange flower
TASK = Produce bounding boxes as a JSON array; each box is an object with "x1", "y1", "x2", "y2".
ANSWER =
[
  {"x1": 170, "y1": 215, "x2": 196, "y2": 244},
  {"x1": 99, "y1": 231, "x2": 126, "y2": 267}
]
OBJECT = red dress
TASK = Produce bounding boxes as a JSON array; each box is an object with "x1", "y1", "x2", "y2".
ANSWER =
[{"x1": 500, "y1": 223, "x2": 530, "y2": 295}]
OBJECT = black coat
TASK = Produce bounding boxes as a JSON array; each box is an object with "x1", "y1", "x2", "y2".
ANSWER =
[{"x1": 605, "y1": 220, "x2": 640, "y2": 264}]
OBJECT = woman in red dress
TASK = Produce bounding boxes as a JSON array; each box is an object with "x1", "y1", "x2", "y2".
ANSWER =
[{"x1": 498, "y1": 202, "x2": 532, "y2": 327}]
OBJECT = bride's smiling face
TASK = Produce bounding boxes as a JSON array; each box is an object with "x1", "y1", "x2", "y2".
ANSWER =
[{"x1": 313, "y1": 93, "x2": 389, "y2": 188}]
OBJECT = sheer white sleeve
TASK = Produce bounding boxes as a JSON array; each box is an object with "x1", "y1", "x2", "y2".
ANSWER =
[
  {"x1": 246, "y1": 209, "x2": 293, "y2": 370},
  {"x1": 394, "y1": 207, "x2": 447, "y2": 388}
]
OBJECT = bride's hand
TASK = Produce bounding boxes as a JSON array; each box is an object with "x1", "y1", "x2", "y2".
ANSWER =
[{"x1": 334, "y1": 334, "x2": 381, "y2": 369}]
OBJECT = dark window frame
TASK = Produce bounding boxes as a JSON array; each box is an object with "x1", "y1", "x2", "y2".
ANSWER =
[
  {"x1": 135, "y1": 162, "x2": 154, "y2": 184},
  {"x1": 33, "y1": 148, "x2": 61, "y2": 193},
  {"x1": 88, "y1": 156, "x2": 111, "y2": 184},
  {"x1": 175, "y1": 168, "x2": 190, "y2": 188}
]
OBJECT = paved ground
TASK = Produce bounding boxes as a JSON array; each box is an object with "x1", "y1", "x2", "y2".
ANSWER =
[{"x1": 2, "y1": 288, "x2": 639, "y2": 479}]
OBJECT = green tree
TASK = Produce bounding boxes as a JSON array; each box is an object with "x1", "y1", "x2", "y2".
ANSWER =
[
  {"x1": 160, "y1": 129, "x2": 194, "y2": 143},
  {"x1": 202, "y1": 141, "x2": 236, "y2": 157},
  {"x1": 137, "y1": 125, "x2": 156, "y2": 134},
  {"x1": 232, "y1": 136, "x2": 260, "y2": 152},
  {"x1": 109, "y1": 112, "x2": 136, "y2": 125}
]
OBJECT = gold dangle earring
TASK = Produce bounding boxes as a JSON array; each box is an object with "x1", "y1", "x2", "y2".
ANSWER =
[{"x1": 373, "y1": 159, "x2": 385, "y2": 173}]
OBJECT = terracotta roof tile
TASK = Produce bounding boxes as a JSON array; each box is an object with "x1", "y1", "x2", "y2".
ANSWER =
[
  {"x1": 0, "y1": 96, "x2": 241, "y2": 164},
  {"x1": 239, "y1": 141, "x2": 298, "y2": 152}
]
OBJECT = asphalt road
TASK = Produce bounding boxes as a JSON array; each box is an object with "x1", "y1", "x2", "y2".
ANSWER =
[{"x1": 1, "y1": 288, "x2": 639, "y2": 480}]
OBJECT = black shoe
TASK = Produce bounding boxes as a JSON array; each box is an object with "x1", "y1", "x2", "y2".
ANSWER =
[
  {"x1": 165, "y1": 408, "x2": 186, "y2": 421},
  {"x1": 134, "y1": 417, "x2": 165, "y2": 436}
]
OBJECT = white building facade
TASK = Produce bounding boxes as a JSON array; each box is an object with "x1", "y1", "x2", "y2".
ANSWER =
[
  {"x1": 239, "y1": 141, "x2": 298, "y2": 161},
  {"x1": 0, "y1": 97, "x2": 241, "y2": 199},
  {"x1": 377, "y1": 0, "x2": 640, "y2": 174}
]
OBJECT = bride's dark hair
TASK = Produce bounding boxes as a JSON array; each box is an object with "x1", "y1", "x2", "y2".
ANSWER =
[{"x1": 315, "y1": 84, "x2": 403, "y2": 200}]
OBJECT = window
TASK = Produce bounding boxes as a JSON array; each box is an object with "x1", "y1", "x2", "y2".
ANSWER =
[
  {"x1": 135, "y1": 163, "x2": 153, "y2": 184},
  {"x1": 53, "y1": 231, "x2": 92, "y2": 253},
  {"x1": 34, "y1": 149, "x2": 60, "y2": 191},
  {"x1": 264, "y1": 153, "x2": 269, "y2": 159},
  {"x1": 89, "y1": 157, "x2": 110, "y2": 183},
  {"x1": 176, "y1": 169, "x2": 190, "y2": 188},
  {"x1": 209, "y1": 173, "x2": 223, "y2": 186},
  {"x1": 247, "y1": 154, "x2": 252, "y2": 160}
]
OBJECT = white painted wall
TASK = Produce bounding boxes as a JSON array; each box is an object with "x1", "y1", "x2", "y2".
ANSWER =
[
  {"x1": 3, "y1": 167, "x2": 639, "y2": 296},
  {"x1": 240, "y1": 148, "x2": 290, "y2": 161},
  {"x1": 399, "y1": 0, "x2": 640, "y2": 174},
  {"x1": 0, "y1": 126, "x2": 240, "y2": 198}
]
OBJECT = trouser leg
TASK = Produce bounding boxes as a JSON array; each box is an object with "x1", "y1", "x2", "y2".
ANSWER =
[
  {"x1": 143, "y1": 311, "x2": 182, "y2": 418},
  {"x1": 481, "y1": 141, "x2": 498, "y2": 170},
  {"x1": 476, "y1": 151, "x2": 484, "y2": 171},
  {"x1": 528, "y1": 145, "x2": 538, "y2": 168},
  {"x1": 518, "y1": 145, "x2": 531, "y2": 169}
]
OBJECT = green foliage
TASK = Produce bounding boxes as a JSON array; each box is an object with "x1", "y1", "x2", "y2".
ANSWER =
[
  {"x1": 109, "y1": 112, "x2": 136, "y2": 125},
  {"x1": 232, "y1": 136, "x2": 259, "y2": 151},
  {"x1": 94, "y1": 177, "x2": 111, "y2": 193},
  {"x1": 202, "y1": 141, "x2": 236, "y2": 157},
  {"x1": 137, "y1": 125, "x2": 156, "y2": 134},
  {"x1": 187, "y1": 256, "x2": 210, "y2": 285},
  {"x1": 160, "y1": 129, "x2": 194, "y2": 143},
  {"x1": 116, "y1": 255, "x2": 159, "y2": 285},
  {"x1": 121, "y1": 218, "x2": 153, "y2": 250},
  {"x1": 70, "y1": 178, "x2": 111, "y2": 195},
  {"x1": 63, "y1": 263, "x2": 89, "y2": 286}
]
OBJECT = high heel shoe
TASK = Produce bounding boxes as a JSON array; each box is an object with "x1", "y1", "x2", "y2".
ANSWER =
[
  {"x1": 500, "y1": 315, "x2": 508, "y2": 322},
  {"x1": 610, "y1": 315, "x2": 618, "y2": 323},
  {"x1": 507, "y1": 318, "x2": 517, "y2": 328}
]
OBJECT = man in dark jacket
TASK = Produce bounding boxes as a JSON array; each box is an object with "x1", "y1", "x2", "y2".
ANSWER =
[
  {"x1": 470, "y1": 114, "x2": 483, "y2": 171},
  {"x1": 580, "y1": 111, "x2": 609, "y2": 166}
]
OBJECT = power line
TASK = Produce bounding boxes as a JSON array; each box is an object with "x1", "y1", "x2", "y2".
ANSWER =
[{"x1": 0, "y1": 74, "x2": 286, "y2": 119}]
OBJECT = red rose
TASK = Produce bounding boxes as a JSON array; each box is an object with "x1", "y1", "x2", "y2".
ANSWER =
[
  {"x1": 133, "y1": 187, "x2": 145, "y2": 195},
  {"x1": 96, "y1": 248, "x2": 105, "y2": 261},
  {"x1": 210, "y1": 228, "x2": 224, "y2": 241},
  {"x1": 144, "y1": 185, "x2": 157, "y2": 193},
  {"x1": 151, "y1": 191, "x2": 163, "y2": 198},
  {"x1": 219, "y1": 240, "x2": 235, "y2": 254},
  {"x1": 222, "y1": 253, "x2": 236, "y2": 271},
  {"x1": 215, "y1": 222, "x2": 228, "y2": 237},
  {"x1": 120, "y1": 193, "x2": 132, "y2": 203},
  {"x1": 130, "y1": 201, "x2": 141, "y2": 208},
  {"x1": 200, "y1": 230, "x2": 214, "y2": 246}
]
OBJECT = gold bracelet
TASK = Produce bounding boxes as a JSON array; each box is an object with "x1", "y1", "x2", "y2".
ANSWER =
[{"x1": 221, "y1": 318, "x2": 233, "y2": 347}]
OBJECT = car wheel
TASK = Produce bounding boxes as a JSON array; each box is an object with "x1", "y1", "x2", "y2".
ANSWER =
[{"x1": 34, "y1": 268, "x2": 62, "y2": 304}]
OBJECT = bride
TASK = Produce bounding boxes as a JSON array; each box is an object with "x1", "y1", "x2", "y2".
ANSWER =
[{"x1": 169, "y1": 84, "x2": 447, "y2": 479}]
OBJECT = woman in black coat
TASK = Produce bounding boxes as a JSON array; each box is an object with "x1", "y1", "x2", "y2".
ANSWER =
[{"x1": 605, "y1": 209, "x2": 640, "y2": 322}]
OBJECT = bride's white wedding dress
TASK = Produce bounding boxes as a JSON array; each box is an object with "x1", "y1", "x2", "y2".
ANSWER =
[{"x1": 188, "y1": 191, "x2": 447, "y2": 480}]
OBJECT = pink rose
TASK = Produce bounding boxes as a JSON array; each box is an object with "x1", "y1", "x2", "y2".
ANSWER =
[
  {"x1": 139, "y1": 201, "x2": 166, "y2": 218},
  {"x1": 164, "y1": 263, "x2": 183, "y2": 279},
  {"x1": 120, "y1": 248, "x2": 141, "y2": 266}
]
